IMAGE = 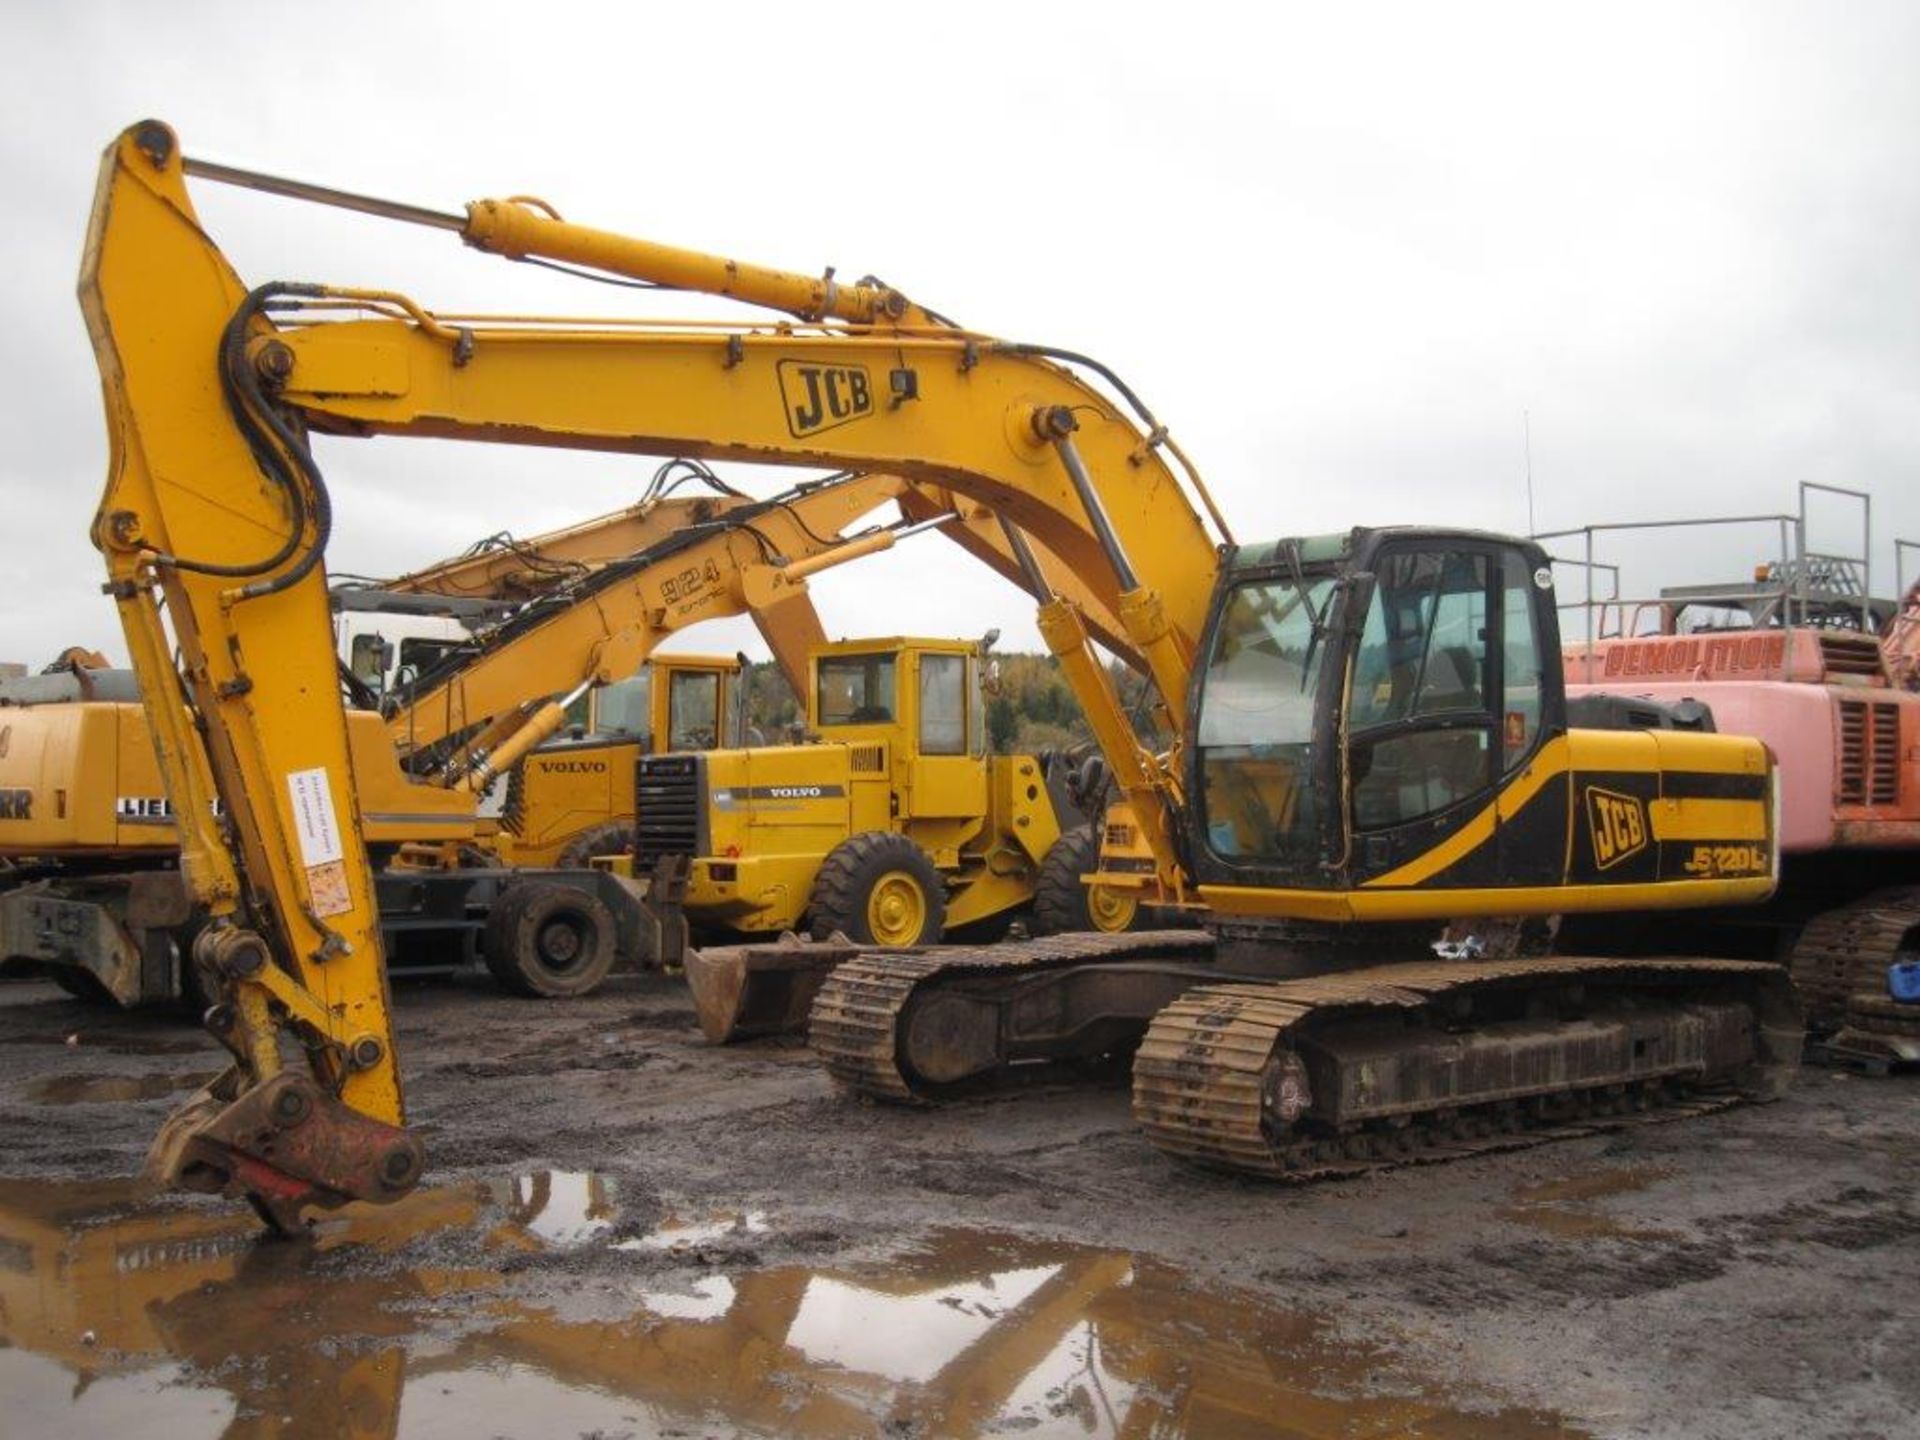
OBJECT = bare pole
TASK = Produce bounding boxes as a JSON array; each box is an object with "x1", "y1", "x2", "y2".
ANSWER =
[{"x1": 1524, "y1": 409, "x2": 1537, "y2": 536}]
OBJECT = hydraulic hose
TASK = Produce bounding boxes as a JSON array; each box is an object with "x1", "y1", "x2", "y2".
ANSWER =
[{"x1": 157, "y1": 284, "x2": 332, "y2": 603}]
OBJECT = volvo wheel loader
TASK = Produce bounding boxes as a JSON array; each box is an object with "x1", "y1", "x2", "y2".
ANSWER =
[
  {"x1": 78, "y1": 120, "x2": 1796, "y2": 1228},
  {"x1": 638, "y1": 633, "x2": 1091, "y2": 944},
  {"x1": 620, "y1": 632, "x2": 1129, "y2": 1041}
]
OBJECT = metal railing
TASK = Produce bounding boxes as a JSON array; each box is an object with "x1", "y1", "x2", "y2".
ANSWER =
[{"x1": 1535, "y1": 483, "x2": 1898, "y2": 686}]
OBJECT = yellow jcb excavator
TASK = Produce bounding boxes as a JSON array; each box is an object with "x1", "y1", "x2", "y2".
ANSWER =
[{"x1": 80, "y1": 121, "x2": 1797, "y2": 1228}]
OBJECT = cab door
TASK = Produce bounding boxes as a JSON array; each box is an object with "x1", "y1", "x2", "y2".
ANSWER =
[
  {"x1": 905, "y1": 651, "x2": 988, "y2": 820},
  {"x1": 1341, "y1": 542, "x2": 1557, "y2": 888}
]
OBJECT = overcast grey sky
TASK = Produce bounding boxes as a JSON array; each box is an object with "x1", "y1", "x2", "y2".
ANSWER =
[{"x1": 3, "y1": 0, "x2": 1915, "y2": 667}]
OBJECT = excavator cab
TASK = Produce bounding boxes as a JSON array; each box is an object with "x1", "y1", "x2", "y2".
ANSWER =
[
  {"x1": 1189, "y1": 525, "x2": 1780, "y2": 922},
  {"x1": 1088, "y1": 529, "x2": 1561, "y2": 923},
  {"x1": 1192, "y1": 528, "x2": 1560, "y2": 893}
]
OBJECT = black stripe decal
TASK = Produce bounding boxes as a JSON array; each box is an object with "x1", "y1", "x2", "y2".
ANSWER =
[{"x1": 1662, "y1": 772, "x2": 1768, "y2": 801}]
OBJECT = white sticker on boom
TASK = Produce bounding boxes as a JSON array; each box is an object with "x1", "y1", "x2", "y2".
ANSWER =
[{"x1": 286, "y1": 767, "x2": 345, "y2": 868}]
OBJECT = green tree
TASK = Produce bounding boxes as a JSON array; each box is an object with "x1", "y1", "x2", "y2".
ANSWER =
[{"x1": 986, "y1": 693, "x2": 1019, "y2": 752}]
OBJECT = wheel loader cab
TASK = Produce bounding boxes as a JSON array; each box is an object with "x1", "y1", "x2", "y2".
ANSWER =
[
  {"x1": 558, "y1": 656, "x2": 738, "y2": 750},
  {"x1": 1190, "y1": 528, "x2": 1569, "y2": 897},
  {"x1": 810, "y1": 639, "x2": 988, "y2": 825},
  {"x1": 497, "y1": 656, "x2": 742, "y2": 869}
]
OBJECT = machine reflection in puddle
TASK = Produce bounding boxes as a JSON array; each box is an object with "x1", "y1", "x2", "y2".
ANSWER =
[{"x1": 0, "y1": 1171, "x2": 1584, "y2": 1439}]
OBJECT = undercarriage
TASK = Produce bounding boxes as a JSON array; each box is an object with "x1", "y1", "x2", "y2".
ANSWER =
[{"x1": 803, "y1": 929, "x2": 1801, "y2": 1181}]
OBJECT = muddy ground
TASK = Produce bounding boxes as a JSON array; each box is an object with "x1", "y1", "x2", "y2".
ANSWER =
[{"x1": 2, "y1": 971, "x2": 1916, "y2": 1439}]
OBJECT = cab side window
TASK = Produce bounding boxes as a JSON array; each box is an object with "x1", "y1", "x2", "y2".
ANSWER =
[
  {"x1": 592, "y1": 671, "x2": 651, "y2": 739},
  {"x1": 668, "y1": 671, "x2": 720, "y2": 749},
  {"x1": 919, "y1": 653, "x2": 966, "y2": 756},
  {"x1": 349, "y1": 633, "x2": 390, "y2": 692},
  {"x1": 1348, "y1": 551, "x2": 1496, "y2": 830},
  {"x1": 1500, "y1": 552, "x2": 1544, "y2": 771}
]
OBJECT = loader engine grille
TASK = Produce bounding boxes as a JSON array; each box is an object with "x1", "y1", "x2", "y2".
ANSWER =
[
  {"x1": 499, "y1": 762, "x2": 527, "y2": 836},
  {"x1": 1838, "y1": 700, "x2": 1901, "y2": 807},
  {"x1": 635, "y1": 754, "x2": 707, "y2": 866}
]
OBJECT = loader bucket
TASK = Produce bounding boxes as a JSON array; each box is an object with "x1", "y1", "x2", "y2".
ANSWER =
[{"x1": 684, "y1": 934, "x2": 872, "y2": 1044}]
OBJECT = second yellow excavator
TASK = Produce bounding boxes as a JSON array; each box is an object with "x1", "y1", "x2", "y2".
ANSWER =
[{"x1": 79, "y1": 121, "x2": 1797, "y2": 1227}]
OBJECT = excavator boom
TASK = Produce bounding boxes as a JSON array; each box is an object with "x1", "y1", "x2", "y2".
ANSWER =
[{"x1": 378, "y1": 462, "x2": 752, "y2": 602}]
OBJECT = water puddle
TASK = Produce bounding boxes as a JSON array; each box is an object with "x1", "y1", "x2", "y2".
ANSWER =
[
  {"x1": 0, "y1": 1030, "x2": 212, "y2": 1056},
  {"x1": 0, "y1": 1171, "x2": 1584, "y2": 1439},
  {"x1": 614, "y1": 1207, "x2": 771, "y2": 1252},
  {"x1": 1502, "y1": 1167, "x2": 1679, "y2": 1241},
  {"x1": 27, "y1": 1071, "x2": 218, "y2": 1105}
]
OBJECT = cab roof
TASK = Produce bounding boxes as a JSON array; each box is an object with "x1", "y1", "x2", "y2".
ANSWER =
[{"x1": 813, "y1": 636, "x2": 978, "y2": 659}]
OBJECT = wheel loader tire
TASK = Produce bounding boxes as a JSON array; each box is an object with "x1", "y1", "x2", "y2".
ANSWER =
[
  {"x1": 1032, "y1": 824, "x2": 1142, "y2": 936},
  {"x1": 556, "y1": 821, "x2": 636, "y2": 871},
  {"x1": 482, "y1": 881, "x2": 617, "y2": 998},
  {"x1": 807, "y1": 833, "x2": 946, "y2": 947}
]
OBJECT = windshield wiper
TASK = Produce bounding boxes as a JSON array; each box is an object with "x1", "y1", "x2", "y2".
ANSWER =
[{"x1": 1285, "y1": 540, "x2": 1329, "y2": 690}]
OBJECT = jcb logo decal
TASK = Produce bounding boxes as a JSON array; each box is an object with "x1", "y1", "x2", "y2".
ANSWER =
[
  {"x1": 779, "y1": 361, "x2": 873, "y2": 437},
  {"x1": 0, "y1": 788, "x2": 31, "y2": 821},
  {"x1": 1585, "y1": 787, "x2": 1648, "y2": 869}
]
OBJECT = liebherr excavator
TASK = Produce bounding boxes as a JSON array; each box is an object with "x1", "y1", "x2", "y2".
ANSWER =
[{"x1": 82, "y1": 120, "x2": 1796, "y2": 1227}]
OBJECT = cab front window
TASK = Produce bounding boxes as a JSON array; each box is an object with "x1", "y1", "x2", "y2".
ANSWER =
[
  {"x1": 817, "y1": 654, "x2": 897, "y2": 726},
  {"x1": 593, "y1": 671, "x2": 651, "y2": 739},
  {"x1": 1195, "y1": 574, "x2": 1334, "y2": 864}
]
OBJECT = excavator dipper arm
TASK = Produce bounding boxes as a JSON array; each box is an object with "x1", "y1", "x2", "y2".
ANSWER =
[{"x1": 84, "y1": 127, "x2": 419, "y2": 1227}]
